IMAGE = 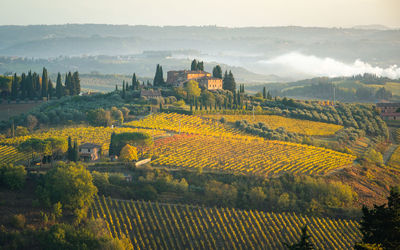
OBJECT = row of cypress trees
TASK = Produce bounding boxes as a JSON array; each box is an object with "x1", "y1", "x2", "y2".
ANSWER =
[{"x1": 9, "y1": 68, "x2": 80, "y2": 100}]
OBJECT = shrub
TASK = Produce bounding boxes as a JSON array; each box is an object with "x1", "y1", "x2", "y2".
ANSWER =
[{"x1": 10, "y1": 214, "x2": 25, "y2": 229}]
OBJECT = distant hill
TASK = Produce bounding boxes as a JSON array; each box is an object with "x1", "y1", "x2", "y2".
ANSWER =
[
  {"x1": 0, "y1": 24, "x2": 399, "y2": 81},
  {"x1": 248, "y1": 74, "x2": 400, "y2": 102}
]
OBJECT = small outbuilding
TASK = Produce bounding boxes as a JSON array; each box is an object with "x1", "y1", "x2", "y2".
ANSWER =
[{"x1": 79, "y1": 143, "x2": 102, "y2": 161}]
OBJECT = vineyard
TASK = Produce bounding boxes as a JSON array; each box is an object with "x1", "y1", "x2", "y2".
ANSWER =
[
  {"x1": 152, "y1": 134, "x2": 356, "y2": 177},
  {"x1": 124, "y1": 113, "x2": 249, "y2": 139},
  {"x1": 202, "y1": 114, "x2": 343, "y2": 136},
  {"x1": 0, "y1": 126, "x2": 164, "y2": 153},
  {"x1": 90, "y1": 195, "x2": 362, "y2": 249},
  {"x1": 0, "y1": 145, "x2": 30, "y2": 165}
]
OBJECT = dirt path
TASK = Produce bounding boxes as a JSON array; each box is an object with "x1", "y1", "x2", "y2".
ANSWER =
[{"x1": 383, "y1": 144, "x2": 399, "y2": 164}]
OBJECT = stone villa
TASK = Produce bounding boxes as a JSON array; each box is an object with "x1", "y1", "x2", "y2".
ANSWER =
[{"x1": 166, "y1": 70, "x2": 222, "y2": 90}]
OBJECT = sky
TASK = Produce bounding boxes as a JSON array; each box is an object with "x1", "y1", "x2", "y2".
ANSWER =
[{"x1": 0, "y1": 0, "x2": 399, "y2": 28}]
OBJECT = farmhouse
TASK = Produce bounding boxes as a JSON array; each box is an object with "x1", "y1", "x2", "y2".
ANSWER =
[
  {"x1": 166, "y1": 70, "x2": 223, "y2": 90},
  {"x1": 79, "y1": 143, "x2": 102, "y2": 161},
  {"x1": 376, "y1": 102, "x2": 400, "y2": 120}
]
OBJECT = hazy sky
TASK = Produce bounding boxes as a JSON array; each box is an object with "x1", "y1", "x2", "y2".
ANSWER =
[{"x1": 1, "y1": 0, "x2": 399, "y2": 28}]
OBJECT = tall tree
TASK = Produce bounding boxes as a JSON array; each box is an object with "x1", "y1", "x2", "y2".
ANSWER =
[
  {"x1": 48, "y1": 79, "x2": 54, "y2": 99},
  {"x1": 212, "y1": 65, "x2": 222, "y2": 78},
  {"x1": 153, "y1": 64, "x2": 165, "y2": 87},
  {"x1": 72, "y1": 71, "x2": 80, "y2": 95},
  {"x1": 41, "y1": 67, "x2": 48, "y2": 98},
  {"x1": 73, "y1": 140, "x2": 79, "y2": 162},
  {"x1": 263, "y1": 87, "x2": 266, "y2": 99},
  {"x1": 191, "y1": 59, "x2": 198, "y2": 71},
  {"x1": 132, "y1": 73, "x2": 140, "y2": 90},
  {"x1": 56, "y1": 73, "x2": 63, "y2": 99},
  {"x1": 20, "y1": 73, "x2": 27, "y2": 99},
  {"x1": 65, "y1": 72, "x2": 74, "y2": 96},
  {"x1": 184, "y1": 80, "x2": 201, "y2": 101},
  {"x1": 197, "y1": 61, "x2": 204, "y2": 71},
  {"x1": 11, "y1": 73, "x2": 19, "y2": 100},
  {"x1": 356, "y1": 187, "x2": 400, "y2": 249},
  {"x1": 223, "y1": 70, "x2": 236, "y2": 93},
  {"x1": 67, "y1": 136, "x2": 73, "y2": 161}
]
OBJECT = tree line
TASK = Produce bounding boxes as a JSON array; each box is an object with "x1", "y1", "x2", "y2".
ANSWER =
[{"x1": 4, "y1": 68, "x2": 81, "y2": 100}]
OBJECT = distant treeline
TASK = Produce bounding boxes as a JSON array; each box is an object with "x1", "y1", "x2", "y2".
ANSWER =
[
  {"x1": 282, "y1": 82, "x2": 393, "y2": 102},
  {"x1": 0, "y1": 68, "x2": 80, "y2": 100}
]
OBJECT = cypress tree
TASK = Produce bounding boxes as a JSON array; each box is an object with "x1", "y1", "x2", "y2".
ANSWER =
[
  {"x1": 56, "y1": 73, "x2": 63, "y2": 99},
  {"x1": 109, "y1": 132, "x2": 116, "y2": 156},
  {"x1": 191, "y1": 60, "x2": 198, "y2": 71},
  {"x1": 11, "y1": 73, "x2": 19, "y2": 100},
  {"x1": 68, "y1": 72, "x2": 74, "y2": 95},
  {"x1": 197, "y1": 61, "x2": 204, "y2": 71},
  {"x1": 41, "y1": 67, "x2": 48, "y2": 98},
  {"x1": 72, "y1": 71, "x2": 80, "y2": 95},
  {"x1": 48, "y1": 79, "x2": 54, "y2": 99},
  {"x1": 263, "y1": 87, "x2": 266, "y2": 99},
  {"x1": 27, "y1": 71, "x2": 34, "y2": 99},
  {"x1": 122, "y1": 81, "x2": 126, "y2": 99},
  {"x1": 228, "y1": 71, "x2": 236, "y2": 92},
  {"x1": 73, "y1": 140, "x2": 79, "y2": 162},
  {"x1": 67, "y1": 136, "x2": 73, "y2": 161},
  {"x1": 132, "y1": 73, "x2": 140, "y2": 90},
  {"x1": 20, "y1": 73, "x2": 27, "y2": 99},
  {"x1": 212, "y1": 65, "x2": 222, "y2": 78}
]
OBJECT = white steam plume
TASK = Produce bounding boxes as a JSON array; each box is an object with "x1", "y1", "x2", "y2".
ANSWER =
[{"x1": 259, "y1": 52, "x2": 400, "y2": 79}]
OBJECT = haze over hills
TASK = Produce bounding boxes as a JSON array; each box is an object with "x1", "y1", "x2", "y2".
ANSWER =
[{"x1": 0, "y1": 24, "x2": 400, "y2": 83}]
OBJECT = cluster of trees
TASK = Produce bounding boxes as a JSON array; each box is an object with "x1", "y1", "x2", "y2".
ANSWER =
[
  {"x1": 222, "y1": 70, "x2": 236, "y2": 92},
  {"x1": 153, "y1": 64, "x2": 165, "y2": 87},
  {"x1": 350, "y1": 73, "x2": 400, "y2": 85},
  {"x1": 356, "y1": 187, "x2": 400, "y2": 249},
  {"x1": 92, "y1": 169, "x2": 188, "y2": 201},
  {"x1": 172, "y1": 81, "x2": 246, "y2": 112},
  {"x1": 0, "y1": 91, "x2": 141, "y2": 134},
  {"x1": 282, "y1": 82, "x2": 393, "y2": 102},
  {"x1": 109, "y1": 132, "x2": 153, "y2": 157},
  {"x1": 0, "y1": 219, "x2": 133, "y2": 249},
  {"x1": 67, "y1": 136, "x2": 79, "y2": 162},
  {"x1": 87, "y1": 106, "x2": 127, "y2": 126},
  {"x1": 91, "y1": 166, "x2": 357, "y2": 218},
  {"x1": 18, "y1": 137, "x2": 67, "y2": 165},
  {"x1": 3, "y1": 68, "x2": 81, "y2": 100},
  {"x1": 0, "y1": 164, "x2": 26, "y2": 190},
  {"x1": 190, "y1": 59, "x2": 204, "y2": 71},
  {"x1": 235, "y1": 120, "x2": 307, "y2": 143},
  {"x1": 212, "y1": 65, "x2": 222, "y2": 78},
  {"x1": 36, "y1": 162, "x2": 97, "y2": 223},
  {"x1": 261, "y1": 99, "x2": 389, "y2": 139}
]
